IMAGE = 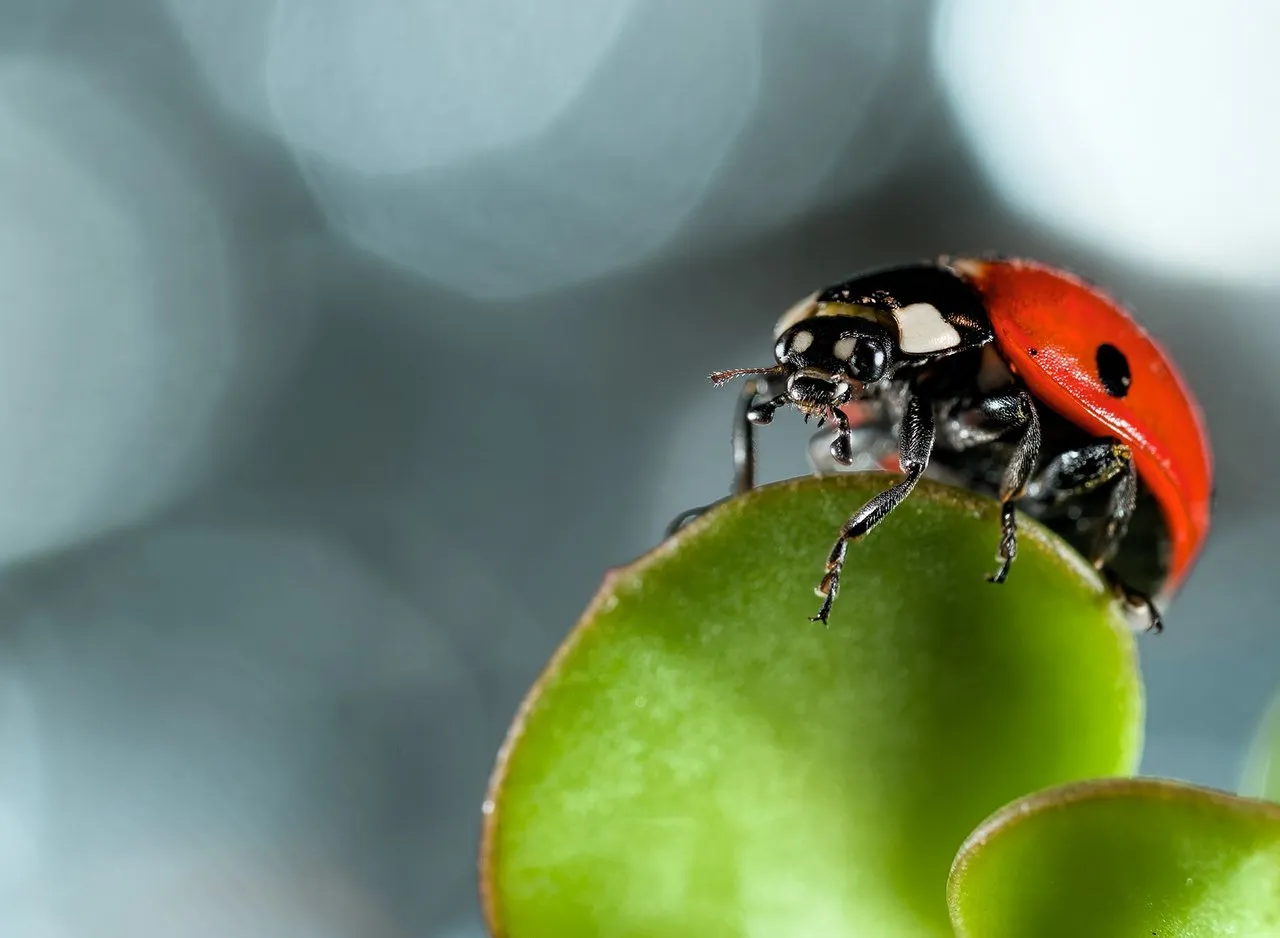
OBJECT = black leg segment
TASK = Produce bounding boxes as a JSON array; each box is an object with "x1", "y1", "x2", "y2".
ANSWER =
[
  {"x1": 1091, "y1": 449, "x2": 1138, "y2": 570},
  {"x1": 1024, "y1": 438, "x2": 1158, "y2": 630},
  {"x1": 1027, "y1": 440, "x2": 1132, "y2": 505},
  {"x1": 981, "y1": 390, "x2": 1041, "y2": 585},
  {"x1": 812, "y1": 392, "x2": 936, "y2": 624},
  {"x1": 664, "y1": 374, "x2": 786, "y2": 538},
  {"x1": 1102, "y1": 566, "x2": 1163, "y2": 634}
]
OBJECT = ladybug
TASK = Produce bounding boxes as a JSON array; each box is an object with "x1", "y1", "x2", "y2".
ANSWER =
[{"x1": 682, "y1": 256, "x2": 1213, "y2": 630}]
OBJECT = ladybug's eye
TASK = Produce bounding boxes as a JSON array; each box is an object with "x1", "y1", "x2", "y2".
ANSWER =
[
  {"x1": 835, "y1": 336, "x2": 888, "y2": 382},
  {"x1": 775, "y1": 327, "x2": 815, "y2": 362}
]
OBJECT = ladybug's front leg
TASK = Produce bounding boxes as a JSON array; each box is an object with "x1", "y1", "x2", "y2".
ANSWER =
[
  {"x1": 813, "y1": 392, "x2": 936, "y2": 624},
  {"x1": 664, "y1": 374, "x2": 788, "y2": 537}
]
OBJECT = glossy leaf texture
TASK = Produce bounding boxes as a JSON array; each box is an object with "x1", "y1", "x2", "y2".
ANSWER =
[
  {"x1": 950, "y1": 777, "x2": 1280, "y2": 938},
  {"x1": 482, "y1": 474, "x2": 1144, "y2": 938}
]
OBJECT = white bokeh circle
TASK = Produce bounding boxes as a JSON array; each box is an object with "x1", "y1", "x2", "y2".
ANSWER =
[
  {"x1": 265, "y1": 0, "x2": 634, "y2": 175},
  {"x1": 168, "y1": 0, "x2": 934, "y2": 300},
  {"x1": 0, "y1": 59, "x2": 244, "y2": 565},
  {"x1": 270, "y1": 0, "x2": 762, "y2": 299},
  {"x1": 933, "y1": 0, "x2": 1280, "y2": 286},
  {"x1": 699, "y1": 0, "x2": 933, "y2": 238}
]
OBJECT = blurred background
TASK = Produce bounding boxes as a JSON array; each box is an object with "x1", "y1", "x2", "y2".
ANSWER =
[{"x1": 0, "y1": 0, "x2": 1276, "y2": 935}]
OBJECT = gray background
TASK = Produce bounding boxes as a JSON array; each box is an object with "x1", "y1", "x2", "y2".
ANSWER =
[{"x1": 0, "y1": 1, "x2": 1275, "y2": 936}]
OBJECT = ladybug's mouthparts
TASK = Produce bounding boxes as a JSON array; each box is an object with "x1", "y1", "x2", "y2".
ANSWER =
[{"x1": 787, "y1": 369, "x2": 855, "y2": 414}]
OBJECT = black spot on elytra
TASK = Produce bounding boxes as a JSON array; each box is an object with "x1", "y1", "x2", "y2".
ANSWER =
[
  {"x1": 1028, "y1": 347, "x2": 1038, "y2": 357},
  {"x1": 1096, "y1": 343, "x2": 1131, "y2": 398}
]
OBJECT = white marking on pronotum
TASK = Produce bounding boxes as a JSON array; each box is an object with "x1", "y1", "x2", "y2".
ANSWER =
[
  {"x1": 790, "y1": 329, "x2": 814, "y2": 353},
  {"x1": 774, "y1": 290, "x2": 820, "y2": 337},
  {"x1": 893, "y1": 302, "x2": 961, "y2": 354},
  {"x1": 832, "y1": 336, "x2": 857, "y2": 361}
]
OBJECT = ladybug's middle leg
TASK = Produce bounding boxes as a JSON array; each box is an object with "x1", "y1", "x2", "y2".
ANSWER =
[
  {"x1": 936, "y1": 388, "x2": 1042, "y2": 584},
  {"x1": 978, "y1": 391, "x2": 1042, "y2": 585}
]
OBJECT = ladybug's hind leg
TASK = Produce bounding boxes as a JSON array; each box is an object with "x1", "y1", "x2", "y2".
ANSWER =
[
  {"x1": 1093, "y1": 455, "x2": 1164, "y2": 632},
  {"x1": 1026, "y1": 440, "x2": 1162, "y2": 632},
  {"x1": 1102, "y1": 567, "x2": 1163, "y2": 633},
  {"x1": 1089, "y1": 447, "x2": 1139, "y2": 568},
  {"x1": 1028, "y1": 439, "x2": 1128, "y2": 493}
]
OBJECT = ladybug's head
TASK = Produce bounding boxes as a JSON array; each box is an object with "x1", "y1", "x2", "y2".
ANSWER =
[{"x1": 711, "y1": 315, "x2": 895, "y2": 418}]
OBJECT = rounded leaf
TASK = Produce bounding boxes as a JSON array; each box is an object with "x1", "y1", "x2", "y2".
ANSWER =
[
  {"x1": 1242, "y1": 695, "x2": 1280, "y2": 801},
  {"x1": 950, "y1": 777, "x2": 1280, "y2": 938},
  {"x1": 483, "y1": 474, "x2": 1144, "y2": 938}
]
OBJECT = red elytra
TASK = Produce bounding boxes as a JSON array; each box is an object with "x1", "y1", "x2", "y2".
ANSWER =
[{"x1": 952, "y1": 257, "x2": 1213, "y2": 595}]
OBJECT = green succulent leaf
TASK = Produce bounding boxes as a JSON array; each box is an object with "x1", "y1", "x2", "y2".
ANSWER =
[
  {"x1": 481, "y1": 474, "x2": 1144, "y2": 938},
  {"x1": 949, "y1": 777, "x2": 1280, "y2": 938},
  {"x1": 1242, "y1": 695, "x2": 1280, "y2": 801}
]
